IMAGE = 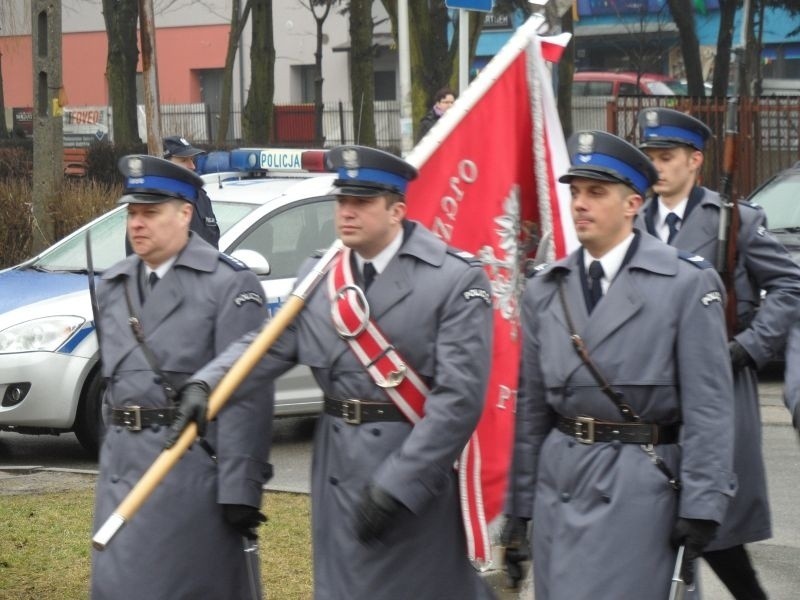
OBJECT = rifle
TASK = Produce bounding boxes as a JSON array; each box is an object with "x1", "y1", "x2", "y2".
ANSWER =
[{"x1": 715, "y1": 0, "x2": 751, "y2": 339}]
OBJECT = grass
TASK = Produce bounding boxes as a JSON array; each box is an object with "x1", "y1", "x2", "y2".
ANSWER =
[{"x1": 0, "y1": 490, "x2": 312, "y2": 599}]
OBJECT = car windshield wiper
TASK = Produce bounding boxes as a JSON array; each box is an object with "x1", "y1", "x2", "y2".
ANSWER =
[
  {"x1": 770, "y1": 227, "x2": 800, "y2": 234},
  {"x1": 26, "y1": 264, "x2": 53, "y2": 273}
]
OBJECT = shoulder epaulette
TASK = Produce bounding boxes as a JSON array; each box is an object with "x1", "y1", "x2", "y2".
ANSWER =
[
  {"x1": 738, "y1": 199, "x2": 762, "y2": 212},
  {"x1": 527, "y1": 262, "x2": 550, "y2": 278},
  {"x1": 218, "y1": 252, "x2": 248, "y2": 271},
  {"x1": 678, "y1": 250, "x2": 714, "y2": 269},
  {"x1": 446, "y1": 247, "x2": 484, "y2": 267}
]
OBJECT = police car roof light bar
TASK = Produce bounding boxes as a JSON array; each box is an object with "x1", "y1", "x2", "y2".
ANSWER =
[{"x1": 227, "y1": 148, "x2": 329, "y2": 174}]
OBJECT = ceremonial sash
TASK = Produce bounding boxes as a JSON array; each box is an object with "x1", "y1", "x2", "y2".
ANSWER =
[{"x1": 327, "y1": 246, "x2": 490, "y2": 563}]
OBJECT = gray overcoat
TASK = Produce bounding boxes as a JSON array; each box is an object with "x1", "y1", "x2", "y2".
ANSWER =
[
  {"x1": 506, "y1": 232, "x2": 736, "y2": 600},
  {"x1": 195, "y1": 222, "x2": 496, "y2": 600},
  {"x1": 91, "y1": 234, "x2": 273, "y2": 600},
  {"x1": 637, "y1": 186, "x2": 800, "y2": 549}
]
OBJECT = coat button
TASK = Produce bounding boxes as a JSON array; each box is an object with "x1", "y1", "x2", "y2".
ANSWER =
[
  {"x1": 329, "y1": 476, "x2": 338, "y2": 486},
  {"x1": 601, "y1": 494, "x2": 611, "y2": 504},
  {"x1": 153, "y1": 376, "x2": 162, "y2": 384},
  {"x1": 111, "y1": 475, "x2": 120, "y2": 483},
  {"x1": 371, "y1": 428, "x2": 381, "y2": 437},
  {"x1": 333, "y1": 424, "x2": 340, "y2": 433},
  {"x1": 560, "y1": 492, "x2": 571, "y2": 503},
  {"x1": 567, "y1": 438, "x2": 576, "y2": 448},
  {"x1": 151, "y1": 424, "x2": 160, "y2": 432}
]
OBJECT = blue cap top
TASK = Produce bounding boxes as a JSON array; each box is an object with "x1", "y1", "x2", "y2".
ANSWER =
[
  {"x1": 327, "y1": 145, "x2": 418, "y2": 197},
  {"x1": 559, "y1": 130, "x2": 658, "y2": 197},
  {"x1": 638, "y1": 108, "x2": 712, "y2": 151},
  {"x1": 117, "y1": 155, "x2": 204, "y2": 205}
]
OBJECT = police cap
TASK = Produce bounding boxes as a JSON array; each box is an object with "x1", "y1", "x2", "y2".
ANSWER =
[
  {"x1": 559, "y1": 130, "x2": 657, "y2": 197},
  {"x1": 163, "y1": 135, "x2": 206, "y2": 159},
  {"x1": 117, "y1": 154, "x2": 204, "y2": 205},
  {"x1": 327, "y1": 145, "x2": 418, "y2": 197},
  {"x1": 637, "y1": 108, "x2": 712, "y2": 151}
]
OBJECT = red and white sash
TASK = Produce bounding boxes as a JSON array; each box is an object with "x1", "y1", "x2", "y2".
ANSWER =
[{"x1": 326, "y1": 247, "x2": 490, "y2": 563}]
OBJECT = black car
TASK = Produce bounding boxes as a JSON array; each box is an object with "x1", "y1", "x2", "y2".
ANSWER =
[{"x1": 748, "y1": 161, "x2": 800, "y2": 265}]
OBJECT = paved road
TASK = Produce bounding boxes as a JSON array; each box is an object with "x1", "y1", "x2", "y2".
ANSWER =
[{"x1": 2, "y1": 378, "x2": 798, "y2": 599}]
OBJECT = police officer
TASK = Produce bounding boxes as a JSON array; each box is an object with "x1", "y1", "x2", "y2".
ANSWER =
[
  {"x1": 502, "y1": 131, "x2": 736, "y2": 598},
  {"x1": 636, "y1": 107, "x2": 800, "y2": 600},
  {"x1": 162, "y1": 135, "x2": 220, "y2": 248},
  {"x1": 172, "y1": 145, "x2": 496, "y2": 599},
  {"x1": 91, "y1": 155, "x2": 272, "y2": 599}
]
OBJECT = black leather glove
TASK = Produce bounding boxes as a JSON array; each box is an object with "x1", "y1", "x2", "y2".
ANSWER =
[
  {"x1": 354, "y1": 485, "x2": 406, "y2": 545},
  {"x1": 222, "y1": 504, "x2": 267, "y2": 539},
  {"x1": 165, "y1": 381, "x2": 210, "y2": 449},
  {"x1": 729, "y1": 340, "x2": 755, "y2": 372},
  {"x1": 500, "y1": 515, "x2": 531, "y2": 590},
  {"x1": 670, "y1": 518, "x2": 718, "y2": 585}
]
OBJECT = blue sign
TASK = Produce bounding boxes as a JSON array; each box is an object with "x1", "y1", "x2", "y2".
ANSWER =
[{"x1": 446, "y1": 0, "x2": 494, "y2": 12}]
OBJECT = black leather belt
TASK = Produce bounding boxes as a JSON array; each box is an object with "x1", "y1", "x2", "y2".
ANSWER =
[
  {"x1": 557, "y1": 415, "x2": 680, "y2": 445},
  {"x1": 111, "y1": 406, "x2": 177, "y2": 431},
  {"x1": 324, "y1": 397, "x2": 407, "y2": 425}
]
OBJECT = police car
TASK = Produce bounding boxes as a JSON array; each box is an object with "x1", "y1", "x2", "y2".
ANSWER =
[{"x1": 0, "y1": 148, "x2": 337, "y2": 455}]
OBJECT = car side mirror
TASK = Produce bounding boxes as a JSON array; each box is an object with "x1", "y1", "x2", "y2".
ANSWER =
[{"x1": 231, "y1": 249, "x2": 271, "y2": 276}]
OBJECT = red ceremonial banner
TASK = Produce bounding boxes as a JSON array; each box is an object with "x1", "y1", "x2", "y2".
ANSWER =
[{"x1": 405, "y1": 17, "x2": 575, "y2": 561}]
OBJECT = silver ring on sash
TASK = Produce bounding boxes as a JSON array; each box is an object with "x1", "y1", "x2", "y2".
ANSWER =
[{"x1": 332, "y1": 284, "x2": 370, "y2": 339}]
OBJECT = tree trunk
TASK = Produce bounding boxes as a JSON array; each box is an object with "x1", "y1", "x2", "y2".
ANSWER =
[
  {"x1": 558, "y1": 10, "x2": 575, "y2": 138},
  {"x1": 243, "y1": 0, "x2": 274, "y2": 145},
  {"x1": 0, "y1": 52, "x2": 8, "y2": 138},
  {"x1": 712, "y1": 0, "x2": 736, "y2": 97},
  {"x1": 311, "y1": 1, "x2": 333, "y2": 147},
  {"x1": 666, "y1": 0, "x2": 704, "y2": 96},
  {"x1": 349, "y1": 0, "x2": 376, "y2": 146},
  {"x1": 217, "y1": 0, "x2": 251, "y2": 145},
  {"x1": 102, "y1": 0, "x2": 141, "y2": 147}
]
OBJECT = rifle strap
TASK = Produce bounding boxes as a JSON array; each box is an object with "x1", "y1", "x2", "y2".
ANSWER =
[{"x1": 556, "y1": 276, "x2": 680, "y2": 491}]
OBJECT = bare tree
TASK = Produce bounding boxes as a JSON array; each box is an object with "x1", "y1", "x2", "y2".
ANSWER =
[
  {"x1": 216, "y1": 0, "x2": 252, "y2": 144},
  {"x1": 665, "y1": 0, "x2": 705, "y2": 96},
  {"x1": 349, "y1": 0, "x2": 376, "y2": 145},
  {"x1": 242, "y1": 0, "x2": 275, "y2": 144},
  {"x1": 102, "y1": 0, "x2": 141, "y2": 146},
  {"x1": 302, "y1": 0, "x2": 340, "y2": 147}
]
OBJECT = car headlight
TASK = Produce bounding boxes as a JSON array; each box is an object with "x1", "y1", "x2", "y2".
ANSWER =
[{"x1": 0, "y1": 316, "x2": 86, "y2": 353}]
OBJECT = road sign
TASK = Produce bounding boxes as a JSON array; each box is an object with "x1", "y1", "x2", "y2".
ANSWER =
[{"x1": 445, "y1": 0, "x2": 493, "y2": 12}]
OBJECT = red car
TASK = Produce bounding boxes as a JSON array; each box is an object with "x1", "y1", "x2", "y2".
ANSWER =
[{"x1": 573, "y1": 71, "x2": 681, "y2": 96}]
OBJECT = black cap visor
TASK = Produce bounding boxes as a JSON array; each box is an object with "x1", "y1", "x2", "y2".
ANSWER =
[
  {"x1": 166, "y1": 147, "x2": 204, "y2": 159},
  {"x1": 559, "y1": 166, "x2": 629, "y2": 187},
  {"x1": 331, "y1": 179, "x2": 402, "y2": 198},
  {"x1": 638, "y1": 138, "x2": 697, "y2": 150}
]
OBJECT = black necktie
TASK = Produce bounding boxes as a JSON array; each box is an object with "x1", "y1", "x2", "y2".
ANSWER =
[
  {"x1": 588, "y1": 260, "x2": 604, "y2": 313},
  {"x1": 665, "y1": 212, "x2": 680, "y2": 244},
  {"x1": 148, "y1": 272, "x2": 159, "y2": 290},
  {"x1": 362, "y1": 262, "x2": 376, "y2": 291}
]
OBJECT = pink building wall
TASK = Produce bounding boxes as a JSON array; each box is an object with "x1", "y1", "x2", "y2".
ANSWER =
[{"x1": 1, "y1": 24, "x2": 229, "y2": 108}]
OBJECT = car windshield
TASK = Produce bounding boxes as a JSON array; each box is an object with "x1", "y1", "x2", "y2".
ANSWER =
[
  {"x1": 644, "y1": 81, "x2": 677, "y2": 95},
  {"x1": 751, "y1": 172, "x2": 800, "y2": 231},
  {"x1": 30, "y1": 201, "x2": 256, "y2": 272}
]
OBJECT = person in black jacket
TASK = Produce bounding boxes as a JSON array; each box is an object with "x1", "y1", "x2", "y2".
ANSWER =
[{"x1": 417, "y1": 87, "x2": 455, "y2": 142}]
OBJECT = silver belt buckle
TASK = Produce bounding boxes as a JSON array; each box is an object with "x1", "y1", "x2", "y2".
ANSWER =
[
  {"x1": 122, "y1": 405, "x2": 142, "y2": 431},
  {"x1": 342, "y1": 399, "x2": 362, "y2": 425},
  {"x1": 576, "y1": 415, "x2": 595, "y2": 444}
]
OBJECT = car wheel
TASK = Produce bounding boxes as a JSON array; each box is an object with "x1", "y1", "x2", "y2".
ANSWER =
[{"x1": 74, "y1": 367, "x2": 107, "y2": 457}]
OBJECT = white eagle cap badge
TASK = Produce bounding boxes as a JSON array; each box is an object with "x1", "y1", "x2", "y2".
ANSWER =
[
  {"x1": 645, "y1": 110, "x2": 660, "y2": 128},
  {"x1": 342, "y1": 148, "x2": 360, "y2": 178},
  {"x1": 577, "y1": 132, "x2": 595, "y2": 154},
  {"x1": 127, "y1": 157, "x2": 144, "y2": 177}
]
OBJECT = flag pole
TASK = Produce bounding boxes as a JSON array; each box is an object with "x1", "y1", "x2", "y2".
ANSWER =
[{"x1": 398, "y1": 0, "x2": 414, "y2": 156}]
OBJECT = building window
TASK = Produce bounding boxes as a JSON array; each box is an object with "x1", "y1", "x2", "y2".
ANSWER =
[
  {"x1": 374, "y1": 71, "x2": 396, "y2": 101},
  {"x1": 292, "y1": 65, "x2": 316, "y2": 103}
]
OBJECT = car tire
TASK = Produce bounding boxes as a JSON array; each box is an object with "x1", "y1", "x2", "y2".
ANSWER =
[{"x1": 74, "y1": 367, "x2": 107, "y2": 457}]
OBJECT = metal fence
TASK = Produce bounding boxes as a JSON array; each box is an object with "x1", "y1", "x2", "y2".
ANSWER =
[
  {"x1": 585, "y1": 96, "x2": 800, "y2": 198},
  {"x1": 102, "y1": 97, "x2": 800, "y2": 197},
  {"x1": 160, "y1": 101, "x2": 403, "y2": 152}
]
